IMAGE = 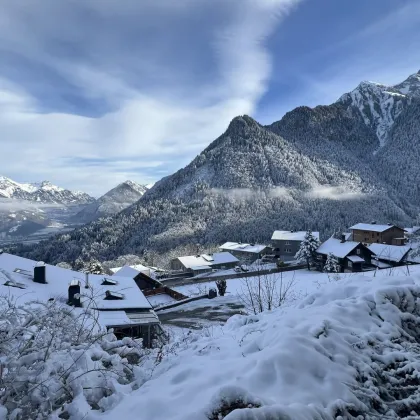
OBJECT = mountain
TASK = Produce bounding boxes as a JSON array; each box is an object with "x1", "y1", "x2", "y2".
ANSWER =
[
  {"x1": 337, "y1": 70, "x2": 420, "y2": 147},
  {"x1": 0, "y1": 176, "x2": 95, "y2": 242},
  {"x1": 15, "y1": 70, "x2": 420, "y2": 266},
  {"x1": 73, "y1": 181, "x2": 148, "y2": 222},
  {"x1": 0, "y1": 176, "x2": 94, "y2": 205}
]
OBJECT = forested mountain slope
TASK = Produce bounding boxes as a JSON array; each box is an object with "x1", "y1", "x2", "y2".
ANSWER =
[
  {"x1": 73, "y1": 181, "x2": 148, "y2": 223},
  {"x1": 16, "y1": 71, "x2": 420, "y2": 265}
]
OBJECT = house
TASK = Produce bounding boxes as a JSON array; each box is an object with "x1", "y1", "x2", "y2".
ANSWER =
[
  {"x1": 111, "y1": 263, "x2": 152, "y2": 278},
  {"x1": 271, "y1": 230, "x2": 320, "y2": 261},
  {"x1": 316, "y1": 237, "x2": 374, "y2": 272},
  {"x1": 170, "y1": 252, "x2": 239, "y2": 274},
  {"x1": 349, "y1": 223, "x2": 406, "y2": 245},
  {"x1": 219, "y1": 242, "x2": 271, "y2": 263},
  {"x1": 0, "y1": 252, "x2": 164, "y2": 347},
  {"x1": 368, "y1": 243, "x2": 411, "y2": 266},
  {"x1": 111, "y1": 265, "x2": 162, "y2": 291}
]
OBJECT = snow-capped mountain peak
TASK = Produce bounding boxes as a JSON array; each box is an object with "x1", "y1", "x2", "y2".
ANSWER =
[
  {"x1": 72, "y1": 180, "x2": 149, "y2": 223},
  {"x1": 0, "y1": 176, "x2": 94, "y2": 205},
  {"x1": 337, "y1": 71, "x2": 420, "y2": 149}
]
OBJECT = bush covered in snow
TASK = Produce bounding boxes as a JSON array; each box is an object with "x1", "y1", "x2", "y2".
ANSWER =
[
  {"x1": 0, "y1": 297, "x2": 150, "y2": 419},
  {"x1": 323, "y1": 252, "x2": 340, "y2": 273}
]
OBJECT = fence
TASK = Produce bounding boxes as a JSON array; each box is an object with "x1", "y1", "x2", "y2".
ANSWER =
[{"x1": 161, "y1": 264, "x2": 306, "y2": 287}]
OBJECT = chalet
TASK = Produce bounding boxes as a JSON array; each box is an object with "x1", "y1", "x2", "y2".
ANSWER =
[
  {"x1": 349, "y1": 223, "x2": 406, "y2": 245},
  {"x1": 368, "y1": 243, "x2": 411, "y2": 266},
  {"x1": 271, "y1": 230, "x2": 320, "y2": 261},
  {"x1": 111, "y1": 263, "x2": 152, "y2": 278},
  {"x1": 111, "y1": 265, "x2": 162, "y2": 291},
  {"x1": 316, "y1": 237, "x2": 374, "y2": 272},
  {"x1": 170, "y1": 252, "x2": 239, "y2": 274},
  {"x1": 219, "y1": 242, "x2": 271, "y2": 263},
  {"x1": 0, "y1": 252, "x2": 164, "y2": 347}
]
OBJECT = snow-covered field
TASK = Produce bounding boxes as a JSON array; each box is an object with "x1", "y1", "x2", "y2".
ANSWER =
[
  {"x1": 94, "y1": 267, "x2": 420, "y2": 420},
  {"x1": 173, "y1": 264, "x2": 420, "y2": 299}
]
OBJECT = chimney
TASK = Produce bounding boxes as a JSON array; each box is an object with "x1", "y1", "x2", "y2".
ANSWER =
[
  {"x1": 34, "y1": 262, "x2": 46, "y2": 284},
  {"x1": 340, "y1": 234, "x2": 346, "y2": 243},
  {"x1": 371, "y1": 221, "x2": 376, "y2": 224},
  {"x1": 387, "y1": 223, "x2": 392, "y2": 226},
  {"x1": 85, "y1": 272, "x2": 90, "y2": 289},
  {"x1": 68, "y1": 279, "x2": 82, "y2": 307}
]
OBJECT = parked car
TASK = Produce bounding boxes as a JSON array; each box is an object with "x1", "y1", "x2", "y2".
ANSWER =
[
  {"x1": 234, "y1": 266, "x2": 241, "y2": 273},
  {"x1": 241, "y1": 264, "x2": 249, "y2": 272}
]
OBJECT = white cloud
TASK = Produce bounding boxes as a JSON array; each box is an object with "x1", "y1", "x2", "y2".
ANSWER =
[
  {"x1": 306, "y1": 186, "x2": 365, "y2": 201},
  {"x1": 0, "y1": 0, "x2": 301, "y2": 196}
]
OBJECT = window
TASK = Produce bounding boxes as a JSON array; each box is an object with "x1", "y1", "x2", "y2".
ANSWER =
[
  {"x1": 356, "y1": 249, "x2": 361, "y2": 255},
  {"x1": 285, "y1": 241, "x2": 291, "y2": 245},
  {"x1": 285, "y1": 248, "x2": 292, "y2": 253},
  {"x1": 348, "y1": 261, "x2": 353, "y2": 268}
]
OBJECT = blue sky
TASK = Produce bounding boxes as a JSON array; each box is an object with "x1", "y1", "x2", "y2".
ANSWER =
[{"x1": 0, "y1": 0, "x2": 419, "y2": 196}]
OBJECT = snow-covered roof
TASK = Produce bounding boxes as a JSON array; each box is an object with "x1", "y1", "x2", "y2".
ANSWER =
[
  {"x1": 349, "y1": 223, "x2": 400, "y2": 233},
  {"x1": 344, "y1": 232, "x2": 352, "y2": 241},
  {"x1": 371, "y1": 260, "x2": 392, "y2": 269},
  {"x1": 405, "y1": 226, "x2": 420, "y2": 236},
  {"x1": 176, "y1": 252, "x2": 238, "y2": 269},
  {"x1": 271, "y1": 231, "x2": 320, "y2": 241},
  {"x1": 368, "y1": 243, "x2": 411, "y2": 263},
  {"x1": 110, "y1": 264, "x2": 151, "y2": 277},
  {"x1": 316, "y1": 238, "x2": 361, "y2": 258},
  {"x1": 347, "y1": 255, "x2": 365, "y2": 263},
  {"x1": 0, "y1": 253, "x2": 152, "y2": 314},
  {"x1": 219, "y1": 242, "x2": 268, "y2": 254}
]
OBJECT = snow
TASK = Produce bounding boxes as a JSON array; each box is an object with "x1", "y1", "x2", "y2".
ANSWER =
[
  {"x1": 96, "y1": 268, "x2": 420, "y2": 420},
  {"x1": 219, "y1": 242, "x2": 268, "y2": 254},
  {"x1": 0, "y1": 253, "x2": 154, "y2": 327},
  {"x1": 368, "y1": 243, "x2": 411, "y2": 262},
  {"x1": 177, "y1": 252, "x2": 239, "y2": 269},
  {"x1": 349, "y1": 222, "x2": 397, "y2": 232},
  {"x1": 405, "y1": 226, "x2": 420, "y2": 235},
  {"x1": 147, "y1": 293, "x2": 177, "y2": 307},
  {"x1": 111, "y1": 264, "x2": 151, "y2": 278},
  {"x1": 316, "y1": 237, "x2": 359, "y2": 258},
  {"x1": 346, "y1": 255, "x2": 365, "y2": 263},
  {"x1": 371, "y1": 259, "x2": 392, "y2": 269},
  {"x1": 272, "y1": 230, "x2": 320, "y2": 241}
]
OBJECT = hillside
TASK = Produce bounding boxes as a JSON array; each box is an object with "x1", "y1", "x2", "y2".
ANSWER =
[
  {"x1": 73, "y1": 180, "x2": 148, "y2": 223},
  {"x1": 16, "y1": 70, "x2": 420, "y2": 265},
  {"x1": 103, "y1": 272, "x2": 420, "y2": 419}
]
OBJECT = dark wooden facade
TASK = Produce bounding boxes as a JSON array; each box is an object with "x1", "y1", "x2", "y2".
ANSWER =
[
  {"x1": 351, "y1": 226, "x2": 406, "y2": 245},
  {"x1": 318, "y1": 243, "x2": 374, "y2": 273}
]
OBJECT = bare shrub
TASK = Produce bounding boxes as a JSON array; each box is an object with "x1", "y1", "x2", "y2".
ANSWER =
[{"x1": 238, "y1": 270, "x2": 297, "y2": 315}]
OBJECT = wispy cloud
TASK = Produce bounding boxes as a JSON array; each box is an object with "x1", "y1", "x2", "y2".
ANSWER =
[
  {"x1": 0, "y1": 0, "x2": 301, "y2": 196},
  {"x1": 306, "y1": 186, "x2": 365, "y2": 201}
]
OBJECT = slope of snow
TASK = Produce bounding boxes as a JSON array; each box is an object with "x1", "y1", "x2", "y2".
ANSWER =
[
  {"x1": 337, "y1": 70, "x2": 420, "y2": 151},
  {"x1": 96, "y1": 270, "x2": 420, "y2": 420},
  {"x1": 0, "y1": 175, "x2": 94, "y2": 204}
]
